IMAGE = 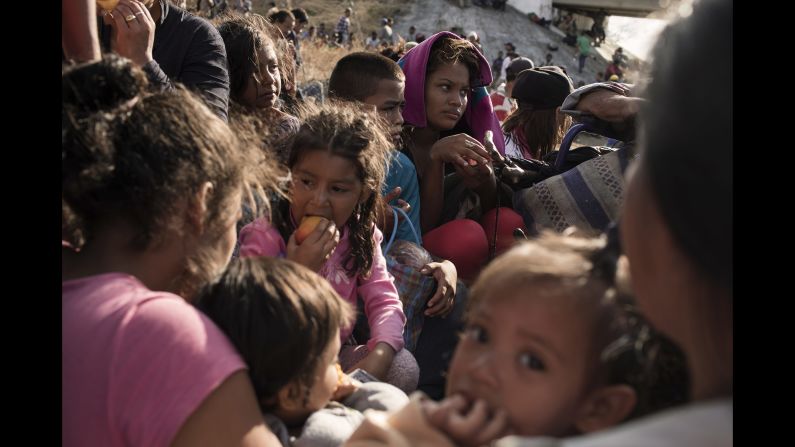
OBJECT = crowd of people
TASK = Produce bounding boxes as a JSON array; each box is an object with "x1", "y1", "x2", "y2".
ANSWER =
[{"x1": 62, "y1": 0, "x2": 732, "y2": 446}]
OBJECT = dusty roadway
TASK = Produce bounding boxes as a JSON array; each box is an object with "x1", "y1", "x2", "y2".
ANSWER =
[{"x1": 394, "y1": 0, "x2": 612, "y2": 87}]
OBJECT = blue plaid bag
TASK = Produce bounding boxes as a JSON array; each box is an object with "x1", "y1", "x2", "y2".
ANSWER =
[
  {"x1": 513, "y1": 123, "x2": 634, "y2": 235},
  {"x1": 384, "y1": 238, "x2": 436, "y2": 353}
]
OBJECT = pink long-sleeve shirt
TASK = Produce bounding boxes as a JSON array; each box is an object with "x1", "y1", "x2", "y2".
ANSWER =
[{"x1": 239, "y1": 217, "x2": 406, "y2": 352}]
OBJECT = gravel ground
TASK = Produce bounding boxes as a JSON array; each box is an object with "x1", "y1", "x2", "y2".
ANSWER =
[{"x1": 394, "y1": 0, "x2": 613, "y2": 87}]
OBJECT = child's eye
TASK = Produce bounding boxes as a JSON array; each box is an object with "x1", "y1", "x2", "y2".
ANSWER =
[
  {"x1": 518, "y1": 352, "x2": 545, "y2": 371},
  {"x1": 440, "y1": 84, "x2": 450, "y2": 91},
  {"x1": 332, "y1": 186, "x2": 349, "y2": 193},
  {"x1": 300, "y1": 178, "x2": 313, "y2": 188},
  {"x1": 464, "y1": 325, "x2": 488, "y2": 344}
]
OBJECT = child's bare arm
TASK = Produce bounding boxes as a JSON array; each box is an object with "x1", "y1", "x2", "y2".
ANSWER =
[
  {"x1": 421, "y1": 261, "x2": 457, "y2": 317},
  {"x1": 349, "y1": 342, "x2": 396, "y2": 381}
]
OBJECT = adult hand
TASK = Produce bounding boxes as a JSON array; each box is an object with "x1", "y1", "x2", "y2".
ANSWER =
[
  {"x1": 454, "y1": 159, "x2": 495, "y2": 192},
  {"x1": 452, "y1": 130, "x2": 499, "y2": 191},
  {"x1": 286, "y1": 218, "x2": 340, "y2": 272},
  {"x1": 422, "y1": 394, "x2": 512, "y2": 447},
  {"x1": 430, "y1": 134, "x2": 491, "y2": 169},
  {"x1": 484, "y1": 130, "x2": 537, "y2": 189},
  {"x1": 109, "y1": 0, "x2": 155, "y2": 67},
  {"x1": 576, "y1": 87, "x2": 644, "y2": 123},
  {"x1": 421, "y1": 261, "x2": 457, "y2": 317},
  {"x1": 62, "y1": 0, "x2": 102, "y2": 63},
  {"x1": 482, "y1": 130, "x2": 508, "y2": 166}
]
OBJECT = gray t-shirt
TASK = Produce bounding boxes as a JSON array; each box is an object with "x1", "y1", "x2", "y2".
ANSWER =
[{"x1": 266, "y1": 381, "x2": 409, "y2": 447}]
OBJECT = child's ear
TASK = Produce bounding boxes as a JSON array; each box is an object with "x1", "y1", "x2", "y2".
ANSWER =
[
  {"x1": 574, "y1": 384, "x2": 637, "y2": 433},
  {"x1": 187, "y1": 181, "x2": 214, "y2": 235},
  {"x1": 276, "y1": 380, "x2": 304, "y2": 412}
]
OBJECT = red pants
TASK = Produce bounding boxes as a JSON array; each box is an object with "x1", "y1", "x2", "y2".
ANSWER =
[{"x1": 422, "y1": 208, "x2": 525, "y2": 281}]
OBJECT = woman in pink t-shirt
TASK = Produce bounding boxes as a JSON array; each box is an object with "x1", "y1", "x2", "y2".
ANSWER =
[{"x1": 62, "y1": 55, "x2": 281, "y2": 447}]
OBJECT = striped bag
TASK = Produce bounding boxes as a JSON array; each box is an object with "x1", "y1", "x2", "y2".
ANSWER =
[{"x1": 513, "y1": 124, "x2": 634, "y2": 235}]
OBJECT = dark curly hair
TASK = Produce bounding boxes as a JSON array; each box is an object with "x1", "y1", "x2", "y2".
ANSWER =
[
  {"x1": 216, "y1": 13, "x2": 284, "y2": 105},
  {"x1": 426, "y1": 35, "x2": 483, "y2": 87},
  {"x1": 62, "y1": 54, "x2": 278, "y2": 299},
  {"x1": 277, "y1": 101, "x2": 391, "y2": 278},
  {"x1": 216, "y1": 13, "x2": 296, "y2": 107}
]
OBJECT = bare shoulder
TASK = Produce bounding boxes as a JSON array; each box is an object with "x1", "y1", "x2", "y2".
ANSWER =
[{"x1": 171, "y1": 370, "x2": 282, "y2": 447}]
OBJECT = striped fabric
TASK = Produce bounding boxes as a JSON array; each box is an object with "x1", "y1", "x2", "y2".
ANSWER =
[{"x1": 513, "y1": 147, "x2": 631, "y2": 235}]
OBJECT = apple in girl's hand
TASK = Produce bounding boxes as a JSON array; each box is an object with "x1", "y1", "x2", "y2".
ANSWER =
[
  {"x1": 335, "y1": 363, "x2": 345, "y2": 386},
  {"x1": 96, "y1": 0, "x2": 120, "y2": 11},
  {"x1": 295, "y1": 216, "x2": 327, "y2": 244}
]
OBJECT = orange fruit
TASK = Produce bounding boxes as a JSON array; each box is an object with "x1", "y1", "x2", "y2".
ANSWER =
[
  {"x1": 96, "y1": 0, "x2": 120, "y2": 11},
  {"x1": 295, "y1": 216, "x2": 326, "y2": 244}
]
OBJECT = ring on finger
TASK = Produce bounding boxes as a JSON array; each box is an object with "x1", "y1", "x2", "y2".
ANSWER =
[{"x1": 125, "y1": 14, "x2": 136, "y2": 21}]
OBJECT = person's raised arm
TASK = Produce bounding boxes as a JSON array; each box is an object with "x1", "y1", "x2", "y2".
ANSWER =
[
  {"x1": 107, "y1": 0, "x2": 230, "y2": 120},
  {"x1": 63, "y1": 0, "x2": 102, "y2": 63},
  {"x1": 561, "y1": 82, "x2": 644, "y2": 124},
  {"x1": 575, "y1": 88, "x2": 644, "y2": 123},
  {"x1": 171, "y1": 370, "x2": 282, "y2": 447},
  {"x1": 108, "y1": 0, "x2": 155, "y2": 67}
]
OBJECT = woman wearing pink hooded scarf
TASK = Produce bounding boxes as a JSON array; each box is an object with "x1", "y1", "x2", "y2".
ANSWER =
[{"x1": 397, "y1": 31, "x2": 525, "y2": 281}]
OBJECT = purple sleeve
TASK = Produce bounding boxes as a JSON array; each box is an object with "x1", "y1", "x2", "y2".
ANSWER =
[
  {"x1": 238, "y1": 218, "x2": 287, "y2": 258},
  {"x1": 358, "y1": 227, "x2": 407, "y2": 352}
]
